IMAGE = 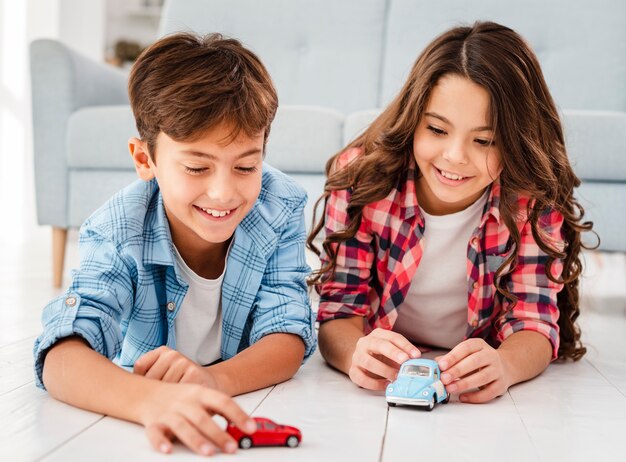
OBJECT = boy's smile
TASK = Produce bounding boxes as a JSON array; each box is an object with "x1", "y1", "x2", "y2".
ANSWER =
[
  {"x1": 130, "y1": 123, "x2": 265, "y2": 276},
  {"x1": 412, "y1": 74, "x2": 502, "y2": 215}
]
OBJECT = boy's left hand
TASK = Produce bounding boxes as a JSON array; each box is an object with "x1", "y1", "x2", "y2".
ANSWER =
[
  {"x1": 134, "y1": 346, "x2": 218, "y2": 389},
  {"x1": 436, "y1": 338, "x2": 512, "y2": 404}
]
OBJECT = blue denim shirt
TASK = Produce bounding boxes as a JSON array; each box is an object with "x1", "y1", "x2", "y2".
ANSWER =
[{"x1": 34, "y1": 164, "x2": 316, "y2": 389}]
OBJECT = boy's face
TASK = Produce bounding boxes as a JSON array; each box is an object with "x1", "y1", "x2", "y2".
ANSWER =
[{"x1": 131, "y1": 123, "x2": 264, "y2": 254}]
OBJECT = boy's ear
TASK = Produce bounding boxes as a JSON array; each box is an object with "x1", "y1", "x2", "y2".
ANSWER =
[{"x1": 129, "y1": 137, "x2": 155, "y2": 181}]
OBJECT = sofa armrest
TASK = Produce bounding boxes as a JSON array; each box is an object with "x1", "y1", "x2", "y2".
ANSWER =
[{"x1": 30, "y1": 39, "x2": 129, "y2": 227}]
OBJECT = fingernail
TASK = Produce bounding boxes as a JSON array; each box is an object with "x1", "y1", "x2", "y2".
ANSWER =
[
  {"x1": 441, "y1": 373, "x2": 451, "y2": 383},
  {"x1": 447, "y1": 383, "x2": 457, "y2": 392},
  {"x1": 397, "y1": 353, "x2": 408, "y2": 362},
  {"x1": 225, "y1": 441, "x2": 237, "y2": 453},
  {"x1": 160, "y1": 443, "x2": 171, "y2": 453},
  {"x1": 201, "y1": 443, "x2": 213, "y2": 455},
  {"x1": 411, "y1": 349, "x2": 420, "y2": 358},
  {"x1": 459, "y1": 395, "x2": 467, "y2": 402},
  {"x1": 439, "y1": 360, "x2": 448, "y2": 369},
  {"x1": 245, "y1": 419, "x2": 257, "y2": 433}
]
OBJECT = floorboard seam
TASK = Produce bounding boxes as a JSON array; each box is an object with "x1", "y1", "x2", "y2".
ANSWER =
[
  {"x1": 33, "y1": 415, "x2": 106, "y2": 462},
  {"x1": 509, "y1": 390, "x2": 541, "y2": 461},
  {"x1": 584, "y1": 358, "x2": 626, "y2": 398},
  {"x1": 378, "y1": 405, "x2": 389, "y2": 462}
]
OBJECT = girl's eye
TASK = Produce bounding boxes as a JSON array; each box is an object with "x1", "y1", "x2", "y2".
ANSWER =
[
  {"x1": 427, "y1": 125, "x2": 447, "y2": 136},
  {"x1": 475, "y1": 138, "x2": 495, "y2": 147},
  {"x1": 237, "y1": 166, "x2": 258, "y2": 174},
  {"x1": 184, "y1": 166, "x2": 207, "y2": 175}
]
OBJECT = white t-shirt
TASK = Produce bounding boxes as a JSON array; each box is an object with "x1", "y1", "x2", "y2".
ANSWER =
[
  {"x1": 173, "y1": 245, "x2": 227, "y2": 366},
  {"x1": 393, "y1": 192, "x2": 488, "y2": 349}
]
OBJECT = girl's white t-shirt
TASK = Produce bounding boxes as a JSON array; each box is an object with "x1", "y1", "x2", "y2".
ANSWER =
[
  {"x1": 393, "y1": 191, "x2": 488, "y2": 349},
  {"x1": 173, "y1": 245, "x2": 228, "y2": 366}
]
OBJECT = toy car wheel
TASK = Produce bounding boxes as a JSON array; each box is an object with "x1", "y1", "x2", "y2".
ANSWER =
[
  {"x1": 426, "y1": 395, "x2": 435, "y2": 411},
  {"x1": 443, "y1": 393, "x2": 450, "y2": 404},
  {"x1": 286, "y1": 436, "x2": 299, "y2": 448},
  {"x1": 239, "y1": 437, "x2": 253, "y2": 449},
  {"x1": 388, "y1": 402, "x2": 396, "y2": 407}
]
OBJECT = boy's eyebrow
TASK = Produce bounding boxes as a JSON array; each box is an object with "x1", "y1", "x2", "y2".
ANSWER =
[
  {"x1": 180, "y1": 148, "x2": 263, "y2": 159},
  {"x1": 424, "y1": 112, "x2": 492, "y2": 132}
]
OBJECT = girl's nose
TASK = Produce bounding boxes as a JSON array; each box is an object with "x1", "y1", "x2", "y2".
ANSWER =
[{"x1": 442, "y1": 139, "x2": 469, "y2": 165}]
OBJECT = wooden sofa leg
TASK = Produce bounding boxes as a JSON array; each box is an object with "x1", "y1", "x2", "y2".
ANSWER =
[{"x1": 52, "y1": 227, "x2": 68, "y2": 288}]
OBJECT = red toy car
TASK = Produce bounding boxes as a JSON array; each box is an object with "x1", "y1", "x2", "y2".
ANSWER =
[{"x1": 227, "y1": 417, "x2": 301, "y2": 449}]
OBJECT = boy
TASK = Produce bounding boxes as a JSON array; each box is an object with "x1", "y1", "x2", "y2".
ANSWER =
[{"x1": 33, "y1": 33, "x2": 316, "y2": 456}]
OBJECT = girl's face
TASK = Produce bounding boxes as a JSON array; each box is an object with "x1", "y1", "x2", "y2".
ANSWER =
[{"x1": 412, "y1": 74, "x2": 502, "y2": 215}]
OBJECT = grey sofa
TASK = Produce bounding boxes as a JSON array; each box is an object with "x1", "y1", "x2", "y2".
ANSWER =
[{"x1": 30, "y1": 0, "x2": 626, "y2": 287}]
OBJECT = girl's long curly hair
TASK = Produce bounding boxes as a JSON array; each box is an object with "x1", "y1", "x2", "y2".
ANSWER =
[{"x1": 307, "y1": 21, "x2": 595, "y2": 361}]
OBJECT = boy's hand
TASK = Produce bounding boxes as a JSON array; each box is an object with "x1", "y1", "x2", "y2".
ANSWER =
[
  {"x1": 134, "y1": 346, "x2": 218, "y2": 389},
  {"x1": 140, "y1": 381, "x2": 256, "y2": 456},
  {"x1": 437, "y1": 338, "x2": 512, "y2": 403},
  {"x1": 349, "y1": 328, "x2": 421, "y2": 390}
]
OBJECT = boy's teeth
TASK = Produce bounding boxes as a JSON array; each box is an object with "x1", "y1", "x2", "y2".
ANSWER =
[
  {"x1": 440, "y1": 169, "x2": 466, "y2": 180},
  {"x1": 201, "y1": 207, "x2": 231, "y2": 217}
]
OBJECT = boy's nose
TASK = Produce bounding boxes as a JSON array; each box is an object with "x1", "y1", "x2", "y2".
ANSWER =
[{"x1": 205, "y1": 174, "x2": 235, "y2": 202}]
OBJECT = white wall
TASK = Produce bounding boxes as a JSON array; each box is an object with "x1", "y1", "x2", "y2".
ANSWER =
[{"x1": 0, "y1": 0, "x2": 106, "y2": 243}]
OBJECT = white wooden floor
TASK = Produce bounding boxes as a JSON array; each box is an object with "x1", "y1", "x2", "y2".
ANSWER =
[{"x1": 1, "y1": 230, "x2": 626, "y2": 462}]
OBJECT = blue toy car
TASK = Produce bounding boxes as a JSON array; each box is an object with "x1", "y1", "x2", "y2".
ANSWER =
[{"x1": 386, "y1": 359, "x2": 450, "y2": 410}]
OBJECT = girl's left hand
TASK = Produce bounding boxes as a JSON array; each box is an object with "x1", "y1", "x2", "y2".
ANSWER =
[
  {"x1": 134, "y1": 346, "x2": 219, "y2": 389},
  {"x1": 437, "y1": 338, "x2": 512, "y2": 404}
]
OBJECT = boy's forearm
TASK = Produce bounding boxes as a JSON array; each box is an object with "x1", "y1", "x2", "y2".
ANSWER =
[
  {"x1": 498, "y1": 330, "x2": 552, "y2": 387},
  {"x1": 42, "y1": 336, "x2": 159, "y2": 424},
  {"x1": 318, "y1": 317, "x2": 365, "y2": 375},
  {"x1": 207, "y1": 333, "x2": 305, "y2": 396}
]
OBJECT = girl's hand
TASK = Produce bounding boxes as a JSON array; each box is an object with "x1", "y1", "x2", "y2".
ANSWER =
[
  {"x1": 134, "y1": 346, "x2": 218, "y2": 389},
  {"x1": 349, "y1": 328, "x2": 421, "y2": 390},
  {"x1": 437, "y1": 338, "x2": 512, "y2": 403},
  {"x1": 140, "y1": 381, "x2": 256, "y2": 456}
]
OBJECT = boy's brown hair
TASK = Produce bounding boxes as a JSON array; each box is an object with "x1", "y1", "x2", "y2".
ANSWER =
[{"x1": 128, "y1": 32, "x2": 278, "y2": 157}]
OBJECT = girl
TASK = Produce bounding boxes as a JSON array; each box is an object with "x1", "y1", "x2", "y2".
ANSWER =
[{"x1": 307, "y1": 21, "x2": 593, "y2": 404}]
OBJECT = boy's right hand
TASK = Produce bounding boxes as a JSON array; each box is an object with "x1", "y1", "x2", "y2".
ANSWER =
[
  {"x1": 139, "y1": 381, "x2": 256, "y2": 456},
  {"x1": 349, "y1": 328, "x2": 421, "y2": 390}
]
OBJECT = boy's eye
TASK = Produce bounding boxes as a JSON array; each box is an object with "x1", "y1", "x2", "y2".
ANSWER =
[
  {"x1": 184, "y1": 166, "x2": 207, "y2": 175},
  {"x1": 427, "y1": 125, "x2": 447, "y2": 136},
  {"x1": 236, "y1": 166, "x2": 258, "y2": 174}
]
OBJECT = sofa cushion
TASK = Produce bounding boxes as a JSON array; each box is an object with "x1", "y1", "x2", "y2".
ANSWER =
[
  {"x1": 563, "y1": 110, "x2": 626, "y2": 181},
  {"x1": 67, "y1": 106, "x2": 136, "y2": 169},
  {"x1": 577, "y1": 182, "x2": 626, "y2": 252},
  {"x1": 159, "y1": 0, "x2": 388, "y2": 114},
  {"x1": 381, "y1": 0, "x2": 626, "y2": 111}
]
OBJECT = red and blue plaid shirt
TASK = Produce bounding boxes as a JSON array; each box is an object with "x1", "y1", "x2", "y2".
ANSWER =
[{"x1": 317, "y1": 149, "x2": 564, "y2": 358}]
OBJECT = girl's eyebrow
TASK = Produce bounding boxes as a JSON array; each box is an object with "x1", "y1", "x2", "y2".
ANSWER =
[{"x1": 424, "y1": 112, "x2": 493, "y2": 132}]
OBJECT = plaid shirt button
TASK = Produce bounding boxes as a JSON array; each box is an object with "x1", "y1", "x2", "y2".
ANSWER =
[{"x1": 471, "y1": 320, "x2": 479, "y2": 327}]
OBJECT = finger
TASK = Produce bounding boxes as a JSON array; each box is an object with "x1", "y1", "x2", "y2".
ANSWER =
[
  {"x1": 459, "y1": 381, "x2": 505, "y2": 404},
  {"x1": 372, "y1": 329, "x2": 421, "y2": 358},
  {"x1": 349, "y1": 366, "x2": 390, "y2": 391},
  {"x1": 134, "y1": 346, "x2": 168, "y2": 376},
  {"x1": 200, "y1": 390, "x2": 256, "y2": 435},
  {"x1": 358, "y1": 353, "x2": 399, "y2": 381},
  {"x1": 438, "y1": 338, "x2": 486, "y2": 371},
  {"x1": 445, "y1": 365, "x2": 496, "y2": 394},
  {"x1": 184, "y1": 406, "x2": 238, "y2": 454},
  {"x1": 162, "y1": 360, "x2": 188, "y2": 383},
  {"x1": 441, "y1": 350, "x2": 491, "y2": 385},
  {"x1": 370, "y1": 338, "x2": 420, "y2": 366},
  {"x1": 143, "y1": 355, "x2": 175, "y2": 381},
  {"x1": 145, "y1": 423, "x2": 174, "y2": 454},
  {"x1": 167, "y1": 414, "x2": 217, "y2": 456}
]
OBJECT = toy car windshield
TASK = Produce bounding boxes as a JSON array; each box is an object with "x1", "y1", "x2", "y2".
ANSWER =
[{"x1": 400, "y1": 365, "x2": 431, "y2": 377}]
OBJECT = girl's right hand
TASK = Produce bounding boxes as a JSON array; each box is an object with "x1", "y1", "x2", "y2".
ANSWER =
[
  {"x1": 349, "y1": 328, "x2": 421, "y2": 390},
  {"x1": 139, "y1": 381, "x2": 257, "y2": 456}
]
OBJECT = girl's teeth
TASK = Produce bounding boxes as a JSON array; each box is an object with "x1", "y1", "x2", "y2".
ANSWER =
[{"x1": 440, "y1": 169, "x2": 465, "y2": 180}]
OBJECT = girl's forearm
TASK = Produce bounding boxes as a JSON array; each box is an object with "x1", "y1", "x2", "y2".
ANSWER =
[
  {"x1": 42, "y1": 336, "x2": 160, "y2": 424},
  {"x1": 207, "y1": 333, "x2": 305, "y2": 396},
  {"x1": 318, "y1": 317, "x2": 365, "y2": 375},
  {"x1": 498, "y1": 330, "x2": 552, "y2": 386}
]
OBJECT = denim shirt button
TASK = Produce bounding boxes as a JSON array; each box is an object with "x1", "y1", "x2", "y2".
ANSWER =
[
  {"x1": 166, "y1": 301, "x2": 176, "y2": 312},
  {"x1": 65, "y1": 296, "x2": 77, "y2": 307}
]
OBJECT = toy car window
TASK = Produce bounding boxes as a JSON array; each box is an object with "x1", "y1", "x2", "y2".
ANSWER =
[
  {"x1": 256, "y1": 422, "x2": 264, "y2": 429},
  {"x1": 401, "y1": 365, "x2": 431, "y2": 377},
  {"x1": 264, "y1": 423, "x2": 276, "y2": 430}
]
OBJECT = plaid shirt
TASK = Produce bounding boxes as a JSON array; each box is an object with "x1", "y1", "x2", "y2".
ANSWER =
[
  {"x1": 317, "y1": 149, "x2": 564, "y2": 358},
  {"x1": 34, "y1": 165, "x2": 316, "y2": 389}
]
